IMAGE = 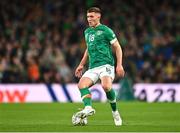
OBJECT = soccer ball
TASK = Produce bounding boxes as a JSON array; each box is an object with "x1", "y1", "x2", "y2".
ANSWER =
[{"x1": 72, "y1": 114, "x2": 88, "y2": 126}]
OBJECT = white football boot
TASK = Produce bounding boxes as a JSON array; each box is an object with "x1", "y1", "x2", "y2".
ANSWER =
[
  {"x1": 112, "y1": 110, "x2": 122, "y2": 126},
  {"x1": 75, "y1": 106, "x2": 95, "y2": 118}
]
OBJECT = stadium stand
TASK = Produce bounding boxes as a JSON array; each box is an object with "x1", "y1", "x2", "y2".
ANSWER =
[{"x1": 0, "y1": 0, "x2": 179, "y2": 83}]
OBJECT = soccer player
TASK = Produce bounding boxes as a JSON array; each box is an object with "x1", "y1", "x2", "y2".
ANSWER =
[{"x1": 74, "y1": 7, "x2": 125, "y2": 126}]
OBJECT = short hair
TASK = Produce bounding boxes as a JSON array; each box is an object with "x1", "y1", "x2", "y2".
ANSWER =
[{"x1": 87, "y1": 7, "x2": 101, "y2": 14}]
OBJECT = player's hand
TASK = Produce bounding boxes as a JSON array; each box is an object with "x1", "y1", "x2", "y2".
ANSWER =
[
  {"x1": 75, "y1": 65, "x2": 84, "y2": 78},
  {"x1": 116, "y1": 65, "x2": 125, "y2": 78}
]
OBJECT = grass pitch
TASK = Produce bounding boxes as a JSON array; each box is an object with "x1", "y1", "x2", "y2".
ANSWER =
[{"x1": 0, "y1": 102, "x2": 180, "y2": 132}]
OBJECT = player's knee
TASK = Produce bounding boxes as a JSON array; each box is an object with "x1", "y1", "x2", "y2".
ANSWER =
[
  {"x1": 102, "y1": 84, "x2": 111, "y2": 92},
  {"x1": 78, "y1": 82, "x2": 88, "y2": 89}
]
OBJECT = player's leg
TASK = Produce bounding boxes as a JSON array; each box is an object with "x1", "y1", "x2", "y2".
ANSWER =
[
  {"x1": 78, "y1": 77, "x2": 94, "y2": 108},
  {"x1": 100, "y1": 76, "x2": 122, "y2": 126},
  {"x1": 100, "y1": 76, "x2": 117, "y2": 111},
  {"x1": 99, "y1": 65, "x2": 122, "y2": 126},
  {"x1": 75, "y1": 70, "x2": 98, "y2": 118}
]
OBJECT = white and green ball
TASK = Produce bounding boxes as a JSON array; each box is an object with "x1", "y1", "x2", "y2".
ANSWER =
[{"x1": 72, "y1": 114, "x2": 88, "y2": 126}]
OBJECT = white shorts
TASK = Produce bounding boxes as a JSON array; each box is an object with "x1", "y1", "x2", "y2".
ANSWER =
[{"x1": 82, "y1": 64, "x2": 115, "y2": 84}]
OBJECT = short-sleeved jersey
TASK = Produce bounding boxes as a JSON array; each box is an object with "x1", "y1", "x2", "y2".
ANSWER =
[{"x1": 84, "y1": 24, "x2": 117, "y2": 69}]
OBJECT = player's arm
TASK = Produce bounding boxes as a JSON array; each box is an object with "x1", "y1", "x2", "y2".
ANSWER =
[
  {"x1": 112, "y1": 41, "x2": 125, "y2": 77},
  {"x1": 75, "y1": 49, "x2": 88, "y2": 78}
]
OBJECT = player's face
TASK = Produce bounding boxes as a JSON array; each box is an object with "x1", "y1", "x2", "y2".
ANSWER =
[{"x1": 87, "y1": 12, "x2": 100, "y2": 27}]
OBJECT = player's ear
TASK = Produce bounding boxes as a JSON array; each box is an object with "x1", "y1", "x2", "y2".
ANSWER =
[{"x1": 97, "y1": 13, "x2": 101, "y2": 19}]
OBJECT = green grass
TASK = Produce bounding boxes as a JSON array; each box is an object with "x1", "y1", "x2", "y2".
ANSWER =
[{"x1": 0, "y1": 102, "x2": 180, "y2": 132}]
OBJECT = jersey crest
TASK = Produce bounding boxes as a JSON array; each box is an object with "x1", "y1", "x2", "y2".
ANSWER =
[{"x1": 96, "y1": 30, "x2": 103, "y2": 35}]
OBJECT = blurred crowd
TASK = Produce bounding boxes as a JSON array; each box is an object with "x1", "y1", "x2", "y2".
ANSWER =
[{"x1": 0, "y1": 0, "x2": 179, "y2": 83}]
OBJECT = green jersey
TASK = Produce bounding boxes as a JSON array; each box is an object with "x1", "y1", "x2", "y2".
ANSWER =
[{"x1": 84, "y1": 24, "x2": 117, "y2": 69}]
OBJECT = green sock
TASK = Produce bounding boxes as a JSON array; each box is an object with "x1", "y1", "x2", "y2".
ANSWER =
[
  {"x1": 106, "y1": 89, "x2": 117, "y2": 111},
  {"x1": 79, "y1": 87, "x2": 92, "y2": 107}
]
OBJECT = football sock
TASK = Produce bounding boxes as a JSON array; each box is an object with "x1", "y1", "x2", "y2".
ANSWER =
[
  {"x1": 106, "y1": 89, "x2": 117, "y2": 111},
  {"x1": 79, "y1": 87, "x2": 92, "y2": 107}
]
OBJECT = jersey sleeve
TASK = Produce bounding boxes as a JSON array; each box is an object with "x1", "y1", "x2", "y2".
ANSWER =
[
  {"x1": 105, "y1": 27, "x2": 117, "y2": 44},
  {"x1": 84, "y1": 30, "x2": 88, "y2": 45}
]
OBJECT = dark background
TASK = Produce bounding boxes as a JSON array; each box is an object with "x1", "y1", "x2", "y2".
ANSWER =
[{"x1": 0, "y1": 0, "x2": 179, "y2": 83}]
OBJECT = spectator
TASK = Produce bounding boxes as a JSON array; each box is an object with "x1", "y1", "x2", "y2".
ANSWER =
[{"x1": 0, "y1": 0, "x2": 179, "y2": 83}]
